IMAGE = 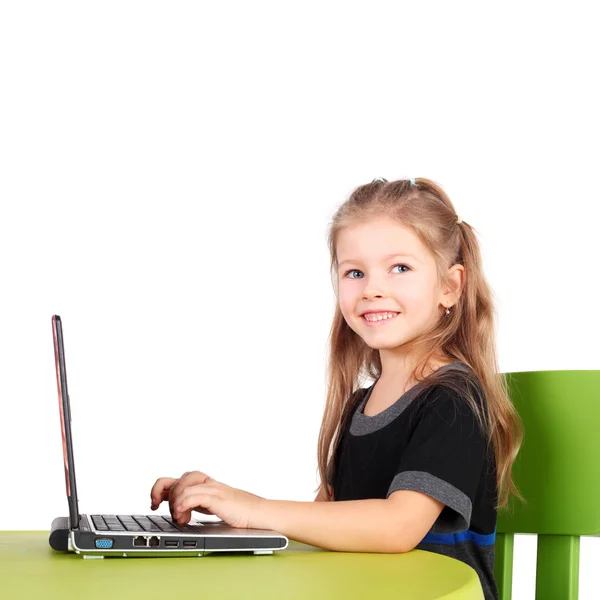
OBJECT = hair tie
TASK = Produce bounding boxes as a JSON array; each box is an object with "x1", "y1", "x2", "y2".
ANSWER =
[
  {"x1": 456, "y1": 215, "x2": 463, "y2": 225},
  {"x1": 409, "y1": 178, "x2": 415, "y2": 186},
  {"x1": 372, "y1": 177, "x2": 387, "y2": 183}
]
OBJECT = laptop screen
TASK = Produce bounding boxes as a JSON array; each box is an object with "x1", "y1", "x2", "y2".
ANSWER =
[{"x1": 52, "y1": 315, "x2": 80, "y2": 529}]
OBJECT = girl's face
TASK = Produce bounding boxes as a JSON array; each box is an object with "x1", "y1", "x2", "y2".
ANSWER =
[{"x1": 336, "y1": 218, "x2": 448, "y2": 353}]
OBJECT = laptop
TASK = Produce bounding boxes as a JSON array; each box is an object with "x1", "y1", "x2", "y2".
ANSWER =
[{"x1": 48, "y1": 314, "x2": 289, "y2": 558}]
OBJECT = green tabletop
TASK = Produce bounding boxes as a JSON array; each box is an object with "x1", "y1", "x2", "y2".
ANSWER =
[{"x1": 0, "y1": 531, "x2": 483, "y2": 599}]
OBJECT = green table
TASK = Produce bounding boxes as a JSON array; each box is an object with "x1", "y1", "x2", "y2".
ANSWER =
[{"x1": 0, "y1": 532, "x2": 484, "y2": 599}]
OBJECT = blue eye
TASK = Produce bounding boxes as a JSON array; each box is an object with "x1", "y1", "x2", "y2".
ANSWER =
[
  {"x1": 344, "y1": 264, "x2": 411, "y2": 279},
  {"x1": 392, "y1": 264, "x2": 410, "y2": 273},
  {"x1": 345, "y1": 270, "x2": 361, "y2": 279}
]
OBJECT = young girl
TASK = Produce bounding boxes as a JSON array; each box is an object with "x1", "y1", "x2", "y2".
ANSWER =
[{"x1": 150, "y1": 177, "x2": 523, "y2": 600}]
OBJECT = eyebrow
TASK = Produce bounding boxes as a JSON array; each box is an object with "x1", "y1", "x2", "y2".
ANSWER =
[{"x1": 338, "y1": 253, "x2": 420, "y2": 268}]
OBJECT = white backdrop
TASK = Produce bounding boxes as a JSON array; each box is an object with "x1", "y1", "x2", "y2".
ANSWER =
[{"x1": 1, "y1": 2, "x2": 599, "y2": 598}]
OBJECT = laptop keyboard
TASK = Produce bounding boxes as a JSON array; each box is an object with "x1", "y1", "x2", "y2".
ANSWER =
[{"x1": 90, "y1": 514, "x2": 204, "y2": 533}]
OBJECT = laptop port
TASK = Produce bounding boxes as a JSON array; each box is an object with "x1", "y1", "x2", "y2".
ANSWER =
[
  {"x1": 183, "y1": 540, "x2": 197, "y2": 548},
  {"x1": 133, "y1": 536, "x2": 148, "y2": 547},
  {"x1": 164, "y1": 540, "x2": 179, "y2": 548},
  {"x1": 95, "y1": 538, "x2": 114, "y2": 549},
  {"x1": 148, "y1": 536, "x2": 160, "y2": 548}
]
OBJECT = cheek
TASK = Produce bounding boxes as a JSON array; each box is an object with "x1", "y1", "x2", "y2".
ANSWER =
[{"x1": 337, "y1": 284, "x2": 355, "y2": 313}]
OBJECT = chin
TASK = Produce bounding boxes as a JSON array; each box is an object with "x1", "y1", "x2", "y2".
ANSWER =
[{"x1": 361, "y1": 336, "x2": 407, "y2": 350}]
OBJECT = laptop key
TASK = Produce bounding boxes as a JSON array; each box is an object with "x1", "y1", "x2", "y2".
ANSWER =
[
  {"x1": 132, "y1": 515, "x2": 151, "y2": 523},
  {"x1": 91, "y1": 516, "x2": 109, "y2": 531},
  {"x1": 132, "y1": 516, "x2": 162, "y2": 532},
  {"x1": 146, "y1": 515, "x2": 180, "y2": 532},
  {"x1": 102, "y1": 519, "x2": 126, "y2": 531},
  {"x1": 91, "y1": 515, "x2": 106, "y2": 528},
  {"x1": 103, "y1": 516, "x2": 120, "y2": 524},
  {"x1": 117, "y1": 516, "x2": 145, "y2": 531},
  {"x1": 155, "y1": 519, "x2": 180, "y2": 532},
  {"x1": 177, "y1": 524, "x2": 202, "y2": 532},
  {"x1": 162, "y1": 516, "x2": 203, "y2": 532}
]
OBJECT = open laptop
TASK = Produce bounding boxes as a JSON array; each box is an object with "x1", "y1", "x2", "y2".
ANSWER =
[{"x1": 48, "y1": 314, "x2": 289, "y2": 558}]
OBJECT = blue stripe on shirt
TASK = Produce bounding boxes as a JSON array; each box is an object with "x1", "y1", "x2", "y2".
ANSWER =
[{"x1": 421, "y1": 528, "x2": 496, "y2": 547}]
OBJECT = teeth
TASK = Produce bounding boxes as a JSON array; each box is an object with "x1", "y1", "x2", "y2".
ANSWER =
[{"x1": 364, "y1": 312, "x2": 398, "y2": 322}]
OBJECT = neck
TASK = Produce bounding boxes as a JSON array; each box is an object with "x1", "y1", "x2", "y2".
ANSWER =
[{"x1": 378, "y1": 349, "x2": 451, "y2": 386}]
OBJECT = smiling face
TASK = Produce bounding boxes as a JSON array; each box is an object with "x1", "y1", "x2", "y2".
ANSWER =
[{"x1": 336, "y1": 217, "x2": 460, "y2": 367}]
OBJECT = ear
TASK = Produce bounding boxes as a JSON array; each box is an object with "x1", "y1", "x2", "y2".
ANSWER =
[{"x1": 440, "y1": 263, "x2": 465, "y2": 309}]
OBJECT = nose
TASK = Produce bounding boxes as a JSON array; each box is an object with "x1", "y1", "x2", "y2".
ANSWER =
[
  {"x1": 361, "y1": 276, "x2": 388, "y2": 301},
  {"x1": 363, "y1": 291, "x2": 385, "y2": 301}
]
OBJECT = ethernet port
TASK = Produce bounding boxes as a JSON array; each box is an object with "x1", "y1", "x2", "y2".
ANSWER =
[
  {"x1": 133, "y1": 536, "x2": 148, "y2": 547},
  {"x1": 148, "y1": 536, "x2": 160, "y2": 548}
]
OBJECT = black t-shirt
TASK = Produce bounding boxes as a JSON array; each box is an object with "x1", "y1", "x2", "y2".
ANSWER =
[{"x1": 329, "y1": 362, "x2": 499, "y2": 600}]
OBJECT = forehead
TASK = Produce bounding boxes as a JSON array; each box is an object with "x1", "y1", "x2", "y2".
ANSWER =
[{"x1": 336, "y1": 218, "x2": 429, "y2": 264}]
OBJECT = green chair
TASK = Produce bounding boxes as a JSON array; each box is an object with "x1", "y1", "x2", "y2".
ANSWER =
[{"x1": 494, "y1": 370, "x2": 600, "y2": 600}]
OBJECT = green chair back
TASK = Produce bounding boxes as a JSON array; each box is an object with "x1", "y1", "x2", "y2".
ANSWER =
[{"x1": 494, "y1": 370, "x2": 600, "y2": 600}]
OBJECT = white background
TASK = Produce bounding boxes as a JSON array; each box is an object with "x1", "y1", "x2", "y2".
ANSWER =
[{"x1": 1, "y1": 1, "x2": 599, "y2": 598}]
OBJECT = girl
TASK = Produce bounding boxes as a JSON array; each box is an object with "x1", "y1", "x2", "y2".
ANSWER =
[{"x1": 150, "y1": 177, "x2": 523, "y2": 600}]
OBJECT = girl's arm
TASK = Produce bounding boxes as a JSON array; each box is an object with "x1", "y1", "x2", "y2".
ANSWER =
[
  {"x1": 163, "y1": 471, "x2": 443, "y2": 553},
  {"x1": 256, "y1": 490, "x2": 444, "y2": 553}
]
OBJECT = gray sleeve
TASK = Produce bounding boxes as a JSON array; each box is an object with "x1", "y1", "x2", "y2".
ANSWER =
[
  {"x1": 387, "y1": 471, "x2": 472, "y2": 533},
  {"x1": 386, "y1": 387, "x2": 487, "y2": 534}
]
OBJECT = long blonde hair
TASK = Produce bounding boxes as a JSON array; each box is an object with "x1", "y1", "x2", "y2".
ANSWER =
[{"x1": 316, "y1": 177, "x2": 523, "y2": 509}]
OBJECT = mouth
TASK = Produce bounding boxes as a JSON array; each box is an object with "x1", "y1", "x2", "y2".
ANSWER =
[{"x1": 361, "y1": 312, "x2": 401, "y2": 327}]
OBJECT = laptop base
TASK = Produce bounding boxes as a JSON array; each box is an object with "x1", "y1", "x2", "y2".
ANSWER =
[
  {"x1": 50, "y1": 515, "x2": 281, "y2": 557},
  {"x1": 49, "y1": 516, "x2": 70, "y2": 552}
]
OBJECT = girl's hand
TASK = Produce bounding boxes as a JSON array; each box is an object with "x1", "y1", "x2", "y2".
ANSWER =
[
  {"x1": 150, "y1": 471, "x2": 265, "y2": 530},
  {"x1": 150, "y1": 474, "x2": 216, "y2": 523}
]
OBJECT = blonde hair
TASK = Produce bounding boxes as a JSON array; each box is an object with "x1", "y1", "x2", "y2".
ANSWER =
[{"x1": 316, "y1": 177, "x2": 523, "y2": 509}]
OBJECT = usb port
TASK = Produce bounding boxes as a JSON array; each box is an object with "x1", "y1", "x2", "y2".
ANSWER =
[
  {"x1": 164, "y1": 540, "x2": 179, "y2": 548},
  {"x1": 183, "y1": 540, "x2": 197, "y2": 548}
]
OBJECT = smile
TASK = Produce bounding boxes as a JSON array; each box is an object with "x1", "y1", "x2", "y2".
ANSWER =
[{"x1": 361, "y1": 312, "x2": 400, "y2": 327}]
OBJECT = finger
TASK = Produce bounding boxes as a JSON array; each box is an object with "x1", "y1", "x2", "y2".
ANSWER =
[
  {"x1": 151, "y1": 477, "x2": 177, "y2": 508},
  {"x1": 173, "y1": 504, "x2": 215, "y2": 519},
  {"x1": 168, "y1": 477, "x2": 188, "y2": 515},
  {"x1": 174, "y1": 487, "x2": 213, "y2": 519},
  {"x1": 150, "y1": 477, "x2": 177, "y2": 510},
  {"x1": 174, "y1": 509, "x2": 192, "y2": 525},
  {"x1": 180, "y1": 471, "x2": 212, "y2": 485},
  {"x1": 169, "y1": 471, "x2": 212, "y2": 514},
  {"x1": 168, "y1": 484, "x2": 179, "y2": 516}
]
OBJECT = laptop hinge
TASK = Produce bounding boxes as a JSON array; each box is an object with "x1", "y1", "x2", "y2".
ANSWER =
[{"x1": 71, "y1": 513, "x2": 82, "y2": 531}]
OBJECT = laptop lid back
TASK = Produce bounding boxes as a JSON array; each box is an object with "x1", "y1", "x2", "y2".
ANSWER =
[{"x1": 52, "y1": 315, "x2": 81, "y2": 530}]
